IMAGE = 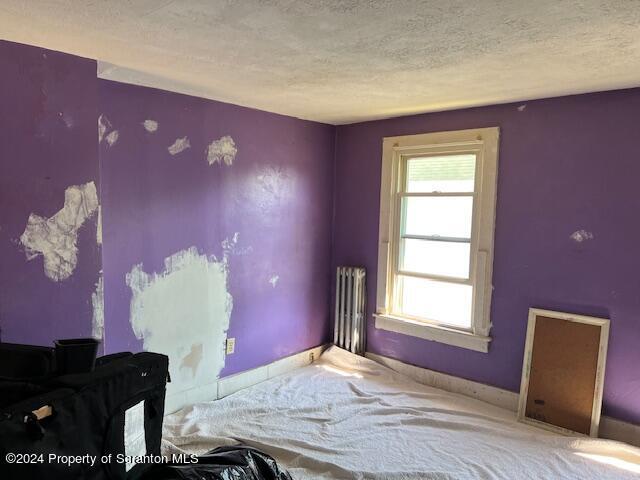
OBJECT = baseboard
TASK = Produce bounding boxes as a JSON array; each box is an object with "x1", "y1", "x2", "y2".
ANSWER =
[
  {"x1": 165, "y1": 381, "x2": 219, "y2": 416},
  {"x1": 218, "y1": 343, "x2": 328, "y2": 398},
  {"x1": 165, "y1": 344, "x2": 328, "y2": 415},
  {"x1": 599, "y1": 416, "x2": 640, "y2": 448},
  {"x1": 366, "y1": 351, "x2": 640, "y2": 448}
]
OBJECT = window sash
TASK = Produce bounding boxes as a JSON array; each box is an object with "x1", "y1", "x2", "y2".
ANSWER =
[
  {"x1": 398, "y1": 193, "x2": 474, "y2": 241},
  {"x1": 394, "y1": 154, "x2": 480, "y2": 293},
  {"x1": 400, "y1": 234, "x2": 470, "y2": 243},
  {"x1": 392, "y1": 274, "x2": 475, "y2": 331},
  {"x1": 398, "y1": 193, "x2": 474, "y2": 281},
  {"x1": 404, "y1": 152, "x2": 477, "y2": 194}
]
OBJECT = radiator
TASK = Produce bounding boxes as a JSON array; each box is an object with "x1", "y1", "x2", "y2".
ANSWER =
[{"x1": 334, "y1": 267, "x2": 366, "y2": 355}]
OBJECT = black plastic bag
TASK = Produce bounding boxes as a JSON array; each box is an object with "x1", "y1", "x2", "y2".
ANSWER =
[{"x1": 142, "y1": 446, "x2": 293, "y2": 480}]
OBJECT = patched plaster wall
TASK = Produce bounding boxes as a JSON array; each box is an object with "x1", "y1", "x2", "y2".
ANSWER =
[
  {"x1": 0, "y1": 40, "x2": 101, "y2": 345},
  {"x1": 98, "y1": 78, "x2": 335, "y2": 385},
  {"x1": 20, "y1": 181, "x2": 99, "y2": 282},
  {"x1": 0, "y1": 40, "x2": 334, "y2": 394},
  {"x1": 4, "y1": 37, "x2": 640, "y2": 428},
  {"x1": 127, "y1": 246, "x2": 233, "y2": 395}
]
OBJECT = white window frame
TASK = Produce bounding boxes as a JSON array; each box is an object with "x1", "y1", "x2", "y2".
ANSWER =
[{"x1": 374, "y1": 127, "x2": 499, "y2": 353}]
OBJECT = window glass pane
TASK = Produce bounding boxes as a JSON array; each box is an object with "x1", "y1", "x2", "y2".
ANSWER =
[
  {"x1": 406, "y1": 154, "x2": 476, "y2": 193},
  {"x1": 402, "y1": 196, "x2": 473, "y2": 239},
  {"x1": 400, "y1": 238, "x2": 470, "y2": 278},
  {"x1": 399, "y1": 276, "x2": 472, "y2": 328}
]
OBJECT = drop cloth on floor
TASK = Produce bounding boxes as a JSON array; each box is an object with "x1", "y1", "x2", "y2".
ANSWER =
[{"x1": 163, "y1": 346, "x2": 640, "y2": 479}]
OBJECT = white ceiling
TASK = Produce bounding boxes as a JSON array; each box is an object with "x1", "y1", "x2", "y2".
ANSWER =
[{"x1": 1, "y1": 1, "x2": 639, "y2": 124}]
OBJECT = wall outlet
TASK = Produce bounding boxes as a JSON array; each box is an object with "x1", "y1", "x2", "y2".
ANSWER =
[{"x1": 226, "y1": 338, "x2": 235, "y2": 355}]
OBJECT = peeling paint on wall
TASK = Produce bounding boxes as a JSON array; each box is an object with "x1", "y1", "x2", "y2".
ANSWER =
[
  {"x1": 20, "y1": 181, "x2": 99, "y2": 281},
  {"x1": 269, "y1": 275, "x2": 279, "y2": 287},
  {"x1": 570, "y1": 229, "x2": 594, "y2": 242},
  {"x1": 517, "y1": 104, "x2": 527, "y2": 112},
  {"x1": 126, "y1": 244, "x2": 233, "y2": 395},
  {"x1": 206, "y1": 135, "x2": 237, "y2": 166},
  {"x1": 143, "y1": 119, "x2": 158, "y2": 132},
  {"x1": 168, "y1": 136, "x2": 190, "y2": 155},
  {"x1": 92, "y1": 274, "x2": 104, "y2": 340}
]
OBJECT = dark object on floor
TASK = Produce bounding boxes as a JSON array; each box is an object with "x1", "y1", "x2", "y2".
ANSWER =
[
  {"x1": 0, "y1": 342, "x2": 56, "y2": 378},
  {"x1": 0, "y1": 379, "x2": 49, "y2": 409},
  {"x1": 0, "y1": 339, "x2": 106, "y2": 410},
  {"x1": 0, "y1": 351, "x2": 168, "y2": 480},
  {"x1": 54, "y1": 337, "x2": 101, "y2": 374},
  {"x1": 142, "y1": 446, "x2": 294, "y2": 480}
]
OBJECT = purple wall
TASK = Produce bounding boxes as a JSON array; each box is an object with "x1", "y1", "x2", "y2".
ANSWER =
[
  {"x1": 333, "y1": 88, "x2": 640, "y2": 424},
  {"x1": 2, "y1": 38, "x2": 638, "y2": 426},
  {"x1": 0, "y1": 39, "x2": 333, "y2": 383},
  {"x1": 0, "y1": 41, "x2": 100, "y2": 345},
  {"x1": 98, "y1": 80, "x2": 334, "y2": 375}
]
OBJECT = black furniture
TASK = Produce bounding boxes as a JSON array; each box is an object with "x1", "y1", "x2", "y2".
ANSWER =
[{"x1": 0, "y1": 344, "x2": 169, "y2": 480}]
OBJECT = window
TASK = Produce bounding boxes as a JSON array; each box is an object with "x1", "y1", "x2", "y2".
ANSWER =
[{"x1": 375, "y1": 128, "x2": 499, "y2": 352}]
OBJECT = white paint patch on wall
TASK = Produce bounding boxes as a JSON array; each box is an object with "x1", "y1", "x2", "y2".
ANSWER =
[
  {"x1": 20, "y1": 181, "x2": 99, "y2": 281},
  {"x1": 168, "y1": 136, "x2": 190, "y2": 155},
  {"x1": 126, "y1": 245, "x2": 233, "y2": 396},
  {"x1": 221, "y1": 232, "x2": 252, "y2": 258},
  {"x1": 98, "y1": 113, "x2": 119, "y2": 147},
  {"x1": 92, "y1": 274, "x2": 104, "y2": 341},
  {"x1": 250, "y1": 166, "x2": 293, "y2": 213},
  {"x1": 206, "y1": 135, "x2": 237, "y2": 166},
  {"x1": 222, "y1": 232, "x2": 239, "y2": 256},
  {"x1": 517, "y1": 104, "x2": 527, "y2": 112},
  {"x1": 570, "y1": 229, "x2": 594, "y2": 243},
  {"x1": 269, "y1": 275, "x2": 279, "y2": 287},
  {"x1": 143, "y1": 119, "x2": 158, "y2": 132},
  {"x1": 98, "y1": 114, "x2": 111, "y2": 143},
  {"x1": 105, "y1": 130, "x2": 119, "y2": 147},
  {"x1": 60, "y1": 111, "x2": 74, "y2": 129},
  {"x1": 96, "y1": 206, "x2": 102, "y2": 245}
]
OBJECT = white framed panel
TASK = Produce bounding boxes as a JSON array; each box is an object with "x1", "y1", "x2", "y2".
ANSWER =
[
  {"x1": 517, "y1": 308, "x2": 610, "y2": 437},
  {"x1": 376, "y1": 127, "x2": 499, "y2": 350}
]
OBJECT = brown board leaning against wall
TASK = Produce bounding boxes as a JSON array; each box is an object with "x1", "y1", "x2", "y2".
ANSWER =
[{"x1": 517, "y1": 308, "x2": 610, "y2": 437}]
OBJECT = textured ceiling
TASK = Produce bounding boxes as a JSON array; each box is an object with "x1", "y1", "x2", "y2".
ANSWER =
[{"x1": 1, "y1": 1, "x2": 639, "y2": 124}]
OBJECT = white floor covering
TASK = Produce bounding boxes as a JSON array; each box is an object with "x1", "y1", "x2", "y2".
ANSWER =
[{"x1": 163, "y1": 347, "x2": 640, "y2": 479}]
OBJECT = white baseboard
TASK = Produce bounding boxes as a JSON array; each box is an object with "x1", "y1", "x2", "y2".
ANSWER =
[
  {"x1": 366, "y1": 351, "x2": 640, "y2": 448},
  {"x1": 599, "y1": 416, "x2": 640, "y2": 448},
  {"x1": 165, "y1": 381, "x2": 219, "y2": 416},
  {"x1": 165, "y1": 344, "x2": 328, "y2": 415}
]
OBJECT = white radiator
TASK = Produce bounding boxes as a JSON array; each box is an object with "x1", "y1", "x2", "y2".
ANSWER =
[{"x1": 334, "y1": 266, "x2": 366, "y2": 355}]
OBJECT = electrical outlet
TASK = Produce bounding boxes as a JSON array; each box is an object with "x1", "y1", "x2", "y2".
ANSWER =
[{"x1": 226, "y1": 338, "x2": 235, "y2": 355}]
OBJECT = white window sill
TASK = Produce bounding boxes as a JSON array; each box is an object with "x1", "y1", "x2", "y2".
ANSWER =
[{"x1": 374, "y1": 313, "x2": 491, "y2": 353}]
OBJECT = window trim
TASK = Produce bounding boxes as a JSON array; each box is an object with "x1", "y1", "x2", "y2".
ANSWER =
[{"x1": 375, "y1": 127, "x2": 500, "y2": 353}]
